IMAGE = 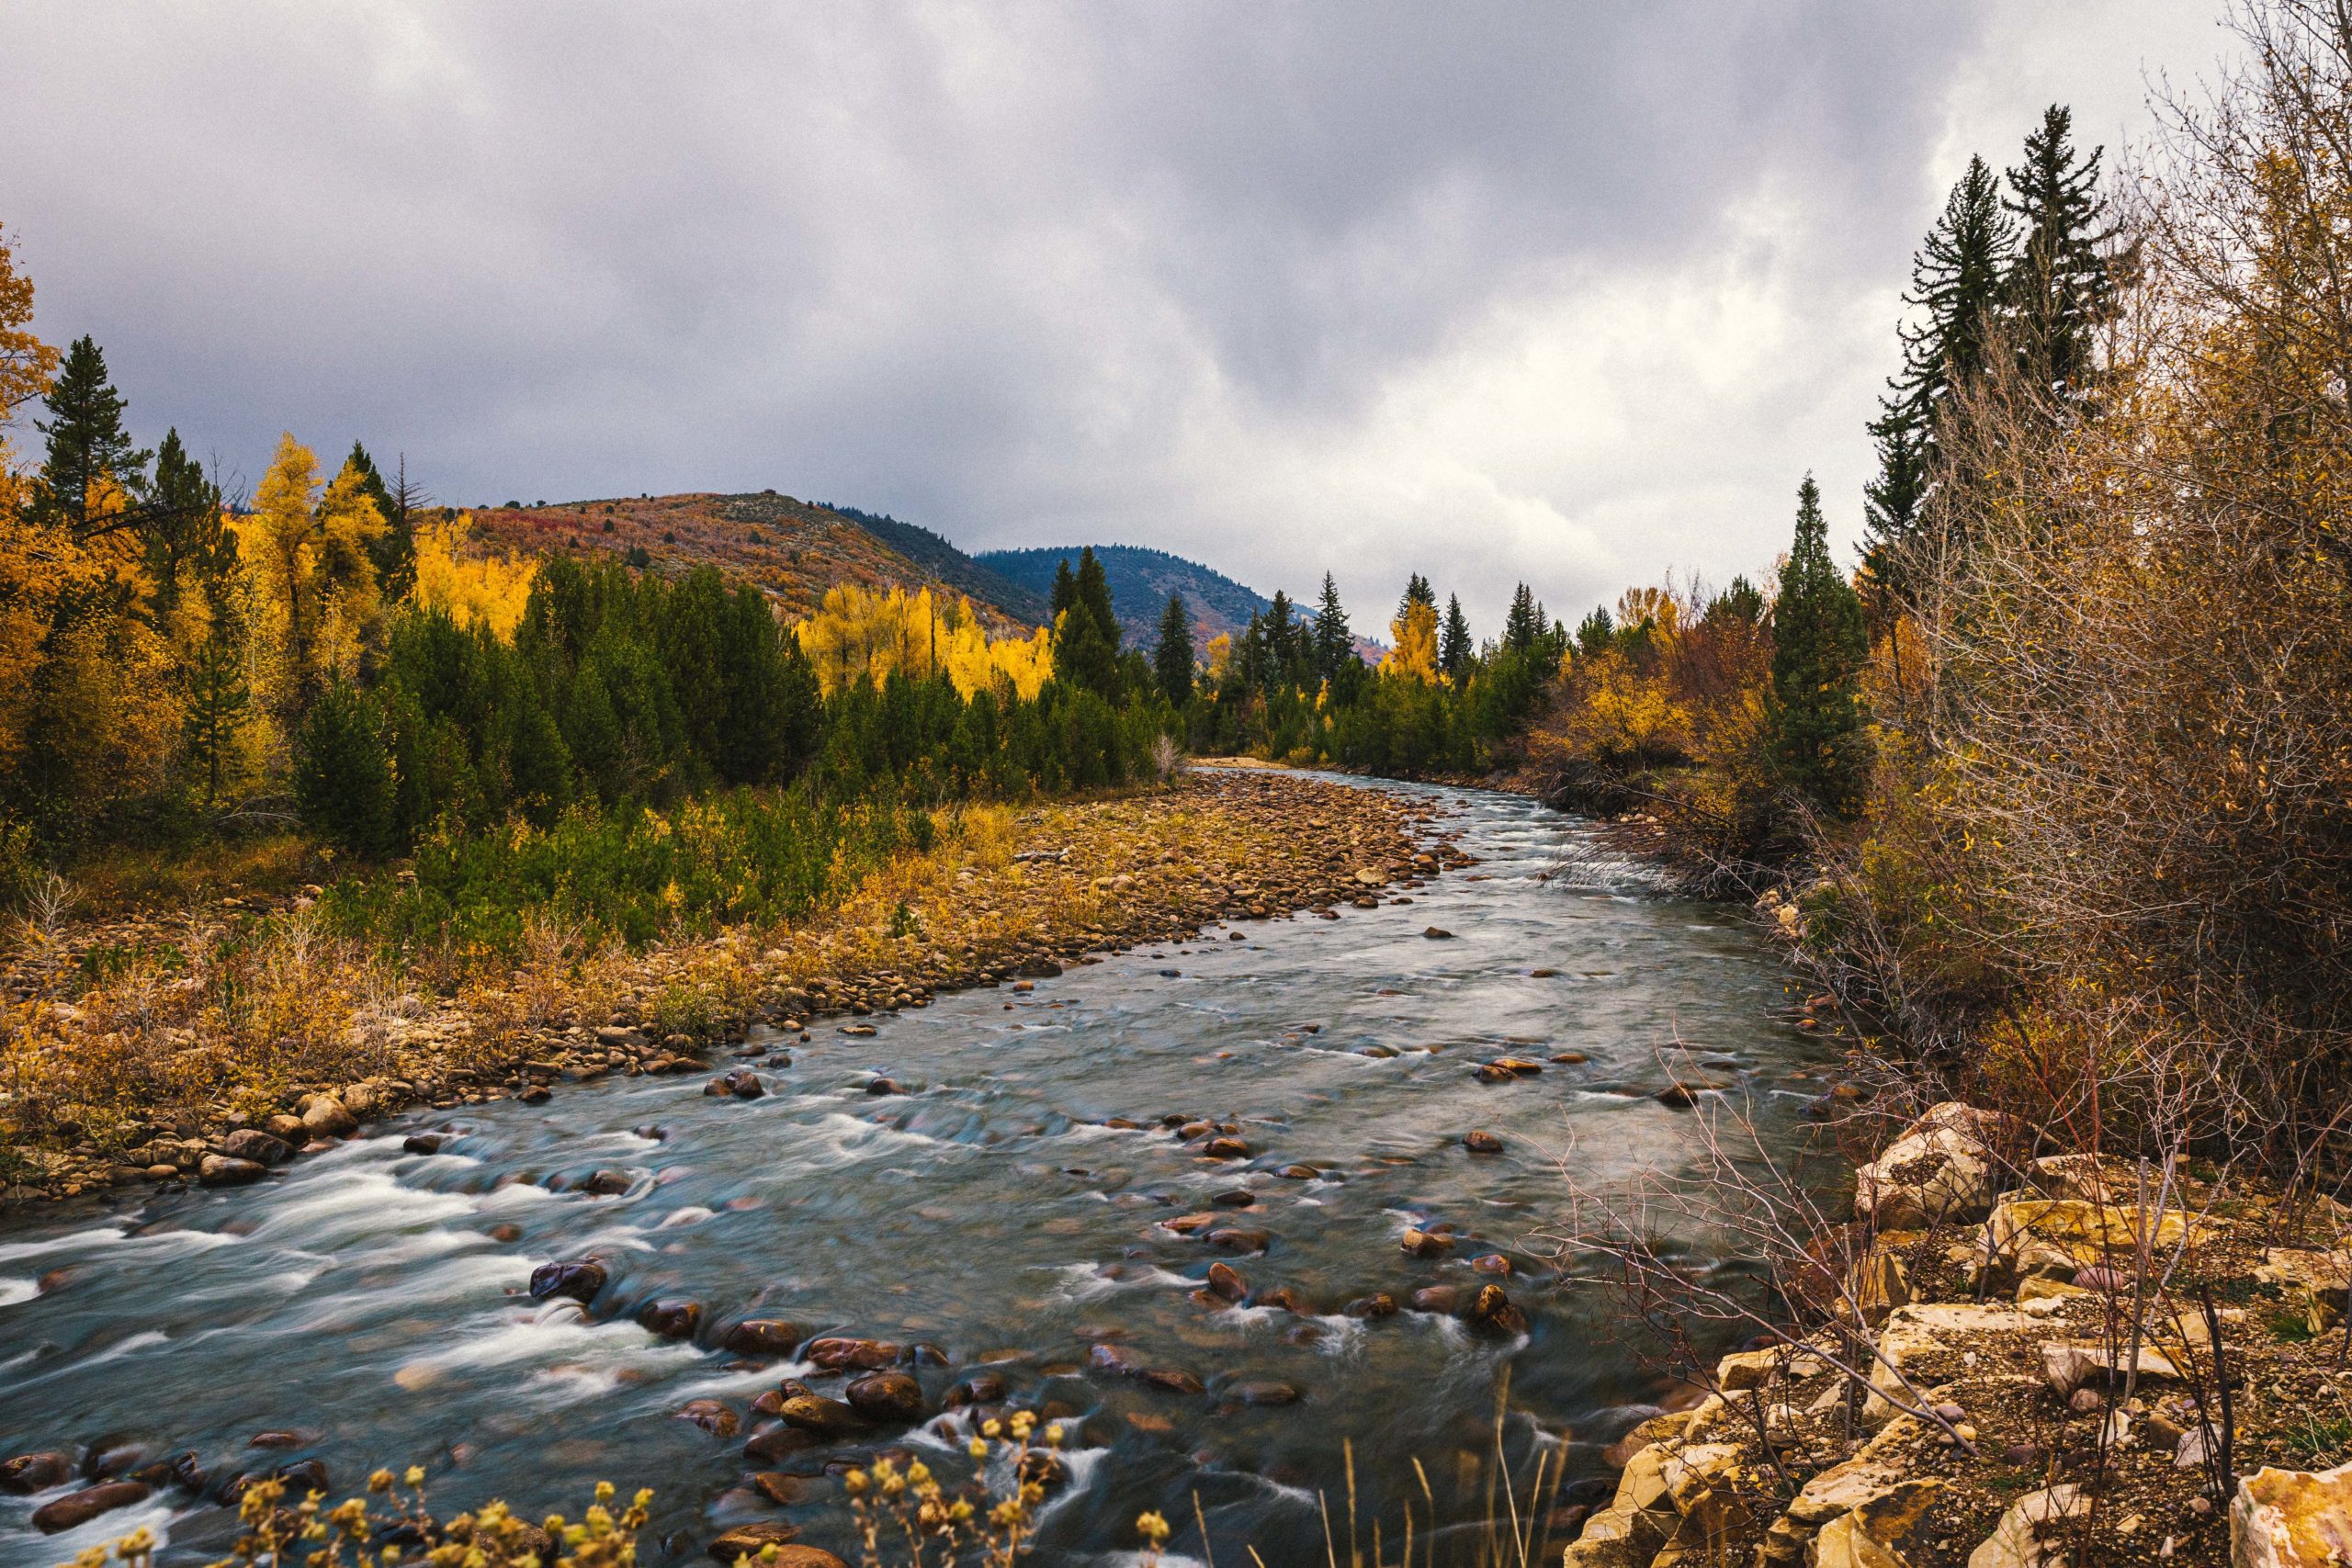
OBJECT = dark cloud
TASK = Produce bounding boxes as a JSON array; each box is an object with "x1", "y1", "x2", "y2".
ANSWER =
[{"x1": 1, "y1": 1, "x2": 2214, "y2": 629}]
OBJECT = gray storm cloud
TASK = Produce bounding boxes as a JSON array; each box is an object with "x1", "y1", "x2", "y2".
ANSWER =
[{"x1": 1, "y1": 1, "x2": 2217, "y2": 630}]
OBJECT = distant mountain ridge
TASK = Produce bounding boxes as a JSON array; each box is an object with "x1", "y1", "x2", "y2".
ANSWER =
[{"x1": 978, "y1": 544, "x2": 1272, "y2": 650}]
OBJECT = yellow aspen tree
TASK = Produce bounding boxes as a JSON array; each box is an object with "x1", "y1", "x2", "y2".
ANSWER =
[{"x1": 1382, "y1": 600, "x2": 1440, "y2": 682}]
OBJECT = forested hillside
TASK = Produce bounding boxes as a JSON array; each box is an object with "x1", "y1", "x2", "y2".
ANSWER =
[{"x1": 979, "y1": 543, "x2": 1271, "y2": 649}]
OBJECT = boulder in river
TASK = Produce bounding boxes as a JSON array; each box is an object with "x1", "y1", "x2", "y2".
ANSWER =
[
  {"x1": 1204, "y1": 1228, "x2": 1269, "y2": 1255},
  {"x1": 1139, "y1": 1368, "x2": 1206, "y2": 1395},
  {"x1": 806, "y1": 1337, "x2": 899, "y2": 1371},
  {"x1": 1205, "y1": 1261, "x2": 1248, "y2": 1303},
  {"x1": 706, "y1": 1521, "x2": 802, "y2": 1563},
  {"x1": 742, "y1": 1424, "x2": 820, "y2": 1463},
  {"x1": 1, "y1": 1451, "x2": 74, "y2": 1494},
  {"x1": 637, "y1": 1299, "x2": 702, "y2": 1340},
  {"x1": 945, "y1": 1374, "x2": 1007, "y2": 1408},
  {"x1": 1203, "y1": 1136, "x2": 1251, "y2": 1158},
  {"x1": 198, "y1": 1155, "x2": 266, "y2": 1187},
  {"x1": 673, "y1": 1400, "x2": 740, "y2": 1438},
  {"x1": 300, "y1": 1095, "x2": 358, "y2": 1138},
  {"x1": 1463, "y1": 1130, "x2": 1504, "y2": 1155},
  {"x1": 1232, "y1": 1381, "x2": 1301, "y2": 1406},
  {"x1": 222, "y1": 1129, "x2": 291, "y2": 1166},
  {"x1": 1399, "y1": 1228, "x2": 1453, "y2": 1258},
  {"x1": 32, "y1": 1482, "x2": 151, "y2": 1534},
  {"x1": 1464, "y1": 1283, "x2": 1530, "y2": 1336},
  {"x1": 718, "y1": 1319, "x2": 804, "y2": 1356},
  {"x1": 777, "y1": 1395, "x2": 862, "y2": 1434},
  {"x1": 529, "y1": 1259, "x2": 606, "y2": 1303},
  {"x1": 845, "y1": 1372, "x2": 924, "y2": 1423},
  {"x1": 1344, "y1": 1293, "x2": 1399, "y2": 1318}
]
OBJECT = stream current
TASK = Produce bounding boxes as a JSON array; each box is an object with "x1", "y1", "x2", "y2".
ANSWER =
[{"x1": 0, "y1": 776, "x2": 1832, "y2": 1567}]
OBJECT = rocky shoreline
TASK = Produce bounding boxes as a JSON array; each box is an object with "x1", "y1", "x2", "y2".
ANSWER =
[
  {"x1": 1561, "y1": 1102, "x2": 2352, "y2": 1568},
  {"x1": 0, "y1": 768, "x2": 1467, "y2": 1209}
]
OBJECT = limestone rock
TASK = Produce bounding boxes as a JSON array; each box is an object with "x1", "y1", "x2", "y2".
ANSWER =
[
  {"x1": 2040, "y1": 1340, "x2": 2180, "y2": 1398},
  {"x1": 1855, "y1": 1102, "x2": 2003, "y2": 1228},
  {"x1": 2233, "y1": 1461, "x2": 2352, "y2": 1568},
  {"x1": 1967, "y1": 1484, "x2": 2085, "y2": 1568}
]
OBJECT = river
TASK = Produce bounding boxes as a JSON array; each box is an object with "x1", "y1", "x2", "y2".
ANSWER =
[{"x1": 0, "y1": 777, "x2": 1834, "y2": 1568}]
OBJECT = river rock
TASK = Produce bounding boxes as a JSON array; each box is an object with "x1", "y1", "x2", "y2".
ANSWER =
[
  {"x1": 719, "y1": 1319, "x2": 804, "y2": 1356},
  {"x1": 1463, "y1": 1130, "x2": 1504, "y2": 1154},
  {"x1": 1204, "y1": 1228, "x2": 1268, "y2": 1254},
  {"x1": 1410, "y1": 1285, "x2": 1463, "y2": 1314},
  {"x1": 1399, "y1": 1228, "x2": 1453, "y2": 1257},
  {"x1": 945, "y1": 1374, "x2": 1007, "y2": 1408},
  {"x1": 747, "y1": 1472, "x2": 808, "y2": 1506},
  {"x1": 1203, "y1": 1136, "x2": 1251, "y2": 1158},
  {"x1": 2041, "y1": 1340, "x2": 2180, "y2": 1397},
  {"x1": 638, "y1": 1299, "x2": 702, "y2": 1339},
  {"x1": 1344, "y1": 1293, "x2": 1399, "y2": 1318},
  {"x1": 223, "y1": 1129, "x2": 292, "y2": 1166},
  {"x1": 1088, "y1": 1343, "x2": 1143, "y2": 1376},
  {"x1": 1205, "y1": 1262, "x2": 1249, "y2": 1302},
  {"x1": 1232, "y1": 1381, "x2": 1301, "y2": 1405},
  {"x1": 1, "y1": 1451, "x2": 74, "y2": 1494},
  {"x1": 742, "y1": 1424, "x2": 820, "y2": 1463},
  {"x1": 582, "y1": 1168, "x2": 633, "y2": 1195},
  {"x1": 402, "y1": 1133, "x2": 447, "y2": 1156},
  {"x1": 1210, "y1": 1189, "x2": 1258, "y2": 1208},
  {"x1": 198, "y1": 1155, "x2": 266, "y2": 1187},
  {"x1": 706, "y1": 1521, "x2": 800, "y2": 1563},
  {"x1": 529, "y1": 1259, "x2": 606, "y2": 1303},
  {"x1": 1464, "y1": 1284, "x2": 1529, "y2": 1336},
  {"x1": 778, "y1": 1395, "x2": 862, "y2": 1434},
  {"x1": 806, "y1": 1337, "x2": 898, "y2": 1371},
  {"x1": 673, "y1": 1400, "x2": 740, "y2": 1438},
  {"x1": 300, "y1": 1095, "x2": 358, "y2": 1138},
  {"x1": 845, "y1": 1373, "x2": 924, "y2": 1423},
  {"x1": 1140, "y1": 1368, "x2": 1205, "y2": 1394},
  {"x1": 31, "y1": 1481, "x2": 151, "y2": 1534}
]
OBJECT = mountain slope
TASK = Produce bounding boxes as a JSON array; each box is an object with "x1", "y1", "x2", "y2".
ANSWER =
[
  {"x1": 821, "y1": 504, "x2": 1053, "y2": 626},
  {"x1": 977, "y1": 544, "x2": 1272, "y2": 650},
  {"x1": 462, "y1": 491, "x2": 1037, "y2": 631}
]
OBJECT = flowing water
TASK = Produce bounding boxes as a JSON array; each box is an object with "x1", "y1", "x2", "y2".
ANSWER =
[{"x1": 0, "y1": 777, "x2": 1836, "y2": 1568}]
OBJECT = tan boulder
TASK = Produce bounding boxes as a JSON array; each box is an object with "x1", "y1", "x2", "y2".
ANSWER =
[
  {"x1": 2233, "y1": 1460, "x2": 2352, "y2": 1568},
  {"x1": 2040, "y1": 1340, "x2": 2180, "y2": 1398},
  {"x1": 1985, "y1": 1198, "x2": 2199, "y2": 1273},
  {"x1": 1561, "y1": 1499, "x2": 1675, "y2": 1568},
  {"x1": 1967, "y1": 1485, "x2": 2085, "y2": 1568},
  {"x1": 1814, "y1": 1509, "x2": 1910, "y2": 1568},
  {"x1": 1855, "y1": 1103, "x2": 2005, "y2": 1229},
  {"x1": 1717, "y1": 1347, "x2": 1828, "y2": 1393},
  {"x1": 1860, "y1": 1304, "x2": 2037, "y2": 1425}
]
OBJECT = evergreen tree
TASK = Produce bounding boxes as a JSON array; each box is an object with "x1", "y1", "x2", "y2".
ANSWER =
[
  {"x1": 141, "y1": 428, "x2": 226, "y2": 618},
  {"x1": 1502, "y1": 583, "x2": 1547, "y2": 655},
  {"x1": 1440, "y1": 594, "x2": 1473, "y2": 681},
  {"x1": 1866, "y1": 155, "x2": 2014, "y2": 585},
  {"x1": 294, "y1": 682, "x2": 398, "y2": 854},
  {"x1": 344, "y1": 442, "x2": 418, "y2": 601},
  {"x1": 1398, "y1": 573, "x2": 1435, "y2": 619},
  {"x1": 2004, "y1": 105, "x2": 2120, "y2": 400},
  {"x1": 1766, "y1": 476, "x2": 1871, "y2": 816},
  {"x1": 1310, "y1": 573, "x2": 1351, "y2": 682},
  {"x1": 33, "y1": 335, "x2": 148, "y2": 530},
  {"x1": 1705, "y1": 575, "x2": 1766, "y2": 626},
  {"x1": 1153, "y1": 592, "x2": 1194, "y2": 704},
  {"x1": 1574, "y1": 606, "x2": 1613, "y2": 657},
  {"x1": 1265, "y1": 590, "x2": 1295, "y2": 679},
  {"x1": 1051, "y1": 549, "x2": 1120, "y2": 698}
]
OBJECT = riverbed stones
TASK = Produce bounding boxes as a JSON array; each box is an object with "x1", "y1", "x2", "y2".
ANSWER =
[
  {"x1": 718, "y1": 1319, "x2": 804, "y2": 1356},
  {"x1": 1464, "y1": 1283, "x2": 1529, "y2": 1336},
  {"x1": 222, "y1": 1128, "x2": 291, "y2": 1165},
  {"x1": 1399, "y1": 1227, "x2": 1453, "y2": 1257},
  {"x1": 845, "y1": 1373, "x2": 924, "y2": 1423},
  {"x1": 529, "y1": 1259, "x2": 606, "y2": 1303},
  {"x1": 31, "y1": 1481, "x2": 151, "y2": 1534},
  {"x1": 778, "y1": 1395, "x2": 862, "y2": 1434},
  {"x1": 198, "y1": 1154, "x2": 266, "y2": 1187},
  {"x1": 1, "y1": 1451, "x2": 74, "y2": 1494},
  {"x1": 300, "y1": 1094, "x2": 357, "y2": 1138},
  {"x1": 1233, "y1": 1381, "x2": 1301, "y2": 1405},
  {"x1": 1345, "y1": 1293, "x2": 1399, "y2": 1318},
  {"x1": 637, "y1": 1299, "x2": 702, "y2": 1339},
  {"x1": 742, "y1": 1424, "x2": 820, "y2": 1463},
  {"x1": 673, "y1": 1400, "x2": 740, "y2": 1438},
  {"x1": 806, "y1": 1337, "x2": 898, "y2": 1371},
  {"x1": 706, "y1": 1521, "x2": 801, "y2": 1563},
  {"x1": 1205, "y1": 1261, "x2": 1248, "y2": 1302},
  {"x1": 1464, "y1": 1130, "x2": 1504, "y2": 1154}
]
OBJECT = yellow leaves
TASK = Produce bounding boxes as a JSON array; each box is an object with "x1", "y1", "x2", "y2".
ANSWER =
[
  {"x1": 0, "y1": 220, "x2": 58, "y2": 425},
  {"x1": 411, "y1": 513, "x2": 536, "y2": 638},
  {"x1": 1383, "y1": 600, "x2": 1440, "y2": 683},
  {"x1": 796, "y1": 582, "x2": 1052, "y2": 699}
]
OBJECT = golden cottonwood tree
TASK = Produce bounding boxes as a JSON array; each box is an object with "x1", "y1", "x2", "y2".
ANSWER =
[
  {"x1": 236, "y1": 434, "x2": 386, "y2": 716},
  {"x1": 411, "y1": 512, "x2": 537, "y2": 637},
  {"x1": 1381, "y1": 600, "x2": 1440, "y2": 682}
]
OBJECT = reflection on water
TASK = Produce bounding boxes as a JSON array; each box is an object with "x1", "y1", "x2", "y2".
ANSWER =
[{"x1": 0, "y1": 778, "x2": 1832, "y2": 1567}]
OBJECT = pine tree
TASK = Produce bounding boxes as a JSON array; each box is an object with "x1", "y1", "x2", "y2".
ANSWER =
[
  {"x1": 294, "y1": 682, "x2": 398, "y2": 854},
  {"x1": 1575, "y1": 606, "x2": 1613, "y2": 656},
  {"x1": 33, "y1": 335, "x2": 148, "y2": 530},
  {"x1": 1767, "y1": 476, "x2": 1871, "y2": 816},
  {"x1": 1311, "y1": 573, "x2": 1351, "y2": 682},
  {"x1": 2004, "y1": 105, "x2": 2120, "y2": 400},
  {"x1": 1502, "y1": 583, "x2": 1547, "y2": 655},
  {"x1": 1075, "y1": 547, "x2": 1119, "y2": 651},
  {"x1": 1440, "y1": 594, "x2": 1473, "y2": 681},
  {"x1": 1153, "y1": 592, "x2": 1194, "y2": 704},
  {"x1": 1265, "y1": 589, "x2": 1295, "y2": 682},
  {"x1": 1865, "y1": 156, "x2": 2015, "y2": 584},
  {"x1": 343, "y1": 442, "x2": 418, "y2": 601},
  {"x1": 141, "y1": 429, "x2": 225, "y2": 619},
  {"x1": 1051, "y1": 549, "x2": 1119, "y2": 698}
]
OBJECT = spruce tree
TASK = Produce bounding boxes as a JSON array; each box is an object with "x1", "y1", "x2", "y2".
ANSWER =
[
  {"x1": 1575, "y1": 606, "x2": 1613, "y2": 656},
  {"x1": 344, "y1": 442, "x2": 418, "y2": 600},
  {"x1": 294, "y1": 682, "x2": 399, "y2": 854},
  {"x1": 1440, "y1": 594, "x2": 1473, "y2": 681},
  {"x1": 1075, "y1": 547, "x2": 1119, "y2": 650},
  {"x1": 142, "y1": 428, "x2": 225, "y2": 617},
  {"x1": 33, "y1": 335, "x2": 148, "y2": 529},
  {"x1": 1767, "y1": 476, "x2": 1871, "y2": 816},
  {"x1": 1051, "y1": 549, "x2": 1120, "y2": 698},
  {"x1": 1310, "y1": 573, "x2": 1351, "y2": 682},
  {"x1": 1866, "y1": 155, "x2": 2014, "y2": 584},
  {"x1": 1265, "y1": 590, "x2": 1295, "y2": 681},
  {"x1": 2004, "y1": 105, "x2": 2119, "y2": 400},
  {"x1": 1154, "y1": 592, "x2": 1195, "y2": 704}
]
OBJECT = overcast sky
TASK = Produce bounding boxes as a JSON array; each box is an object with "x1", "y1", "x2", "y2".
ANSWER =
[{"x1": 3, "y1": 2, "x2": 2229, "y2": 631}]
